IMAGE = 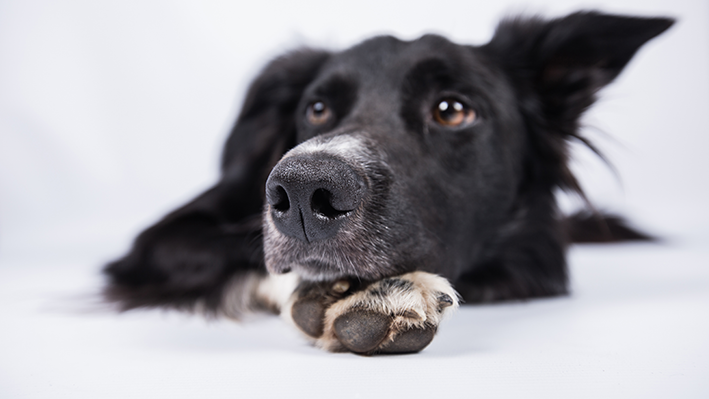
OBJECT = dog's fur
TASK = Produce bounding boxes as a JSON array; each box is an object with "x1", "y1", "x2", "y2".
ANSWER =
[{"x1": 103, "y1": 11, "x2": 672, "y2": 353}]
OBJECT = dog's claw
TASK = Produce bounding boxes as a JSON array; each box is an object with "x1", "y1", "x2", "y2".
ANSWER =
[
  {"x1": 331, "y1": 280, "x2": 350, "y2": 294},
  {"x1": 334, "y1": 310, "x2": 392, "y2": 354},
  {"x1": 437, "y1": 292, "x2": 454, "y2": 308}
]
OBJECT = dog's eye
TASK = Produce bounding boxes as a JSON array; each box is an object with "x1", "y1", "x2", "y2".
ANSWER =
[
  {"x1": 432, "y1": 99, "x2": 476, "y2": 127},
  {"x1": 306, "y1": 101, "x2": 332, "y2": 125}
]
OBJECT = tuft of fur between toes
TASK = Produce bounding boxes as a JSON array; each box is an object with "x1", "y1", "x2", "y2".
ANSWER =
[{"x1": 284, "y1": 272, "x2": 459, "y2": 355}]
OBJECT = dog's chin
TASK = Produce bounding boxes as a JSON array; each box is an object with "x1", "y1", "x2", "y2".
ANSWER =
[
  {"x1": 263, "y1": 232, "x2": 398, "y2": 281},
  {"x1": 269, "y1": 260, "x2": 351, "y2": 282},
  {"x1": 264, "y1": 246, "x2": 377, "y2": 281}
]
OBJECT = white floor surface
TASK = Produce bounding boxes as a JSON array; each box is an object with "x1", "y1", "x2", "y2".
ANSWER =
[{"x1": 1, "y1": 240, "x2": 707, "y2": 398}]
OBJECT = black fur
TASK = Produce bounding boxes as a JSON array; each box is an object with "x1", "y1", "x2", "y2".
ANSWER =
[{"x1": 103, "y1": 12, "x2": 672, "y2": 313}]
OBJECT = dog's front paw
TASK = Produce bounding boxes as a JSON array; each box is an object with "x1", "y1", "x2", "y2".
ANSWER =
[{"x1": 287, "y1": 272, "x2": 458, "y2": 355}]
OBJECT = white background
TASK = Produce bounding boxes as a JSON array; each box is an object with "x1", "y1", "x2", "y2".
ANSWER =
[{"x1": 1, "y1": 0, "x2": 707, "y2": 398}]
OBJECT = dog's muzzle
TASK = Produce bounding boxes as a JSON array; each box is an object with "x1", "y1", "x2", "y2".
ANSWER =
[{"x1": 265, "y1": 154, "x2": 367, "y2": 243}]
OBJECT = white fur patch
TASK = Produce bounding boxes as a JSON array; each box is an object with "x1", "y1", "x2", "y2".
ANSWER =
[
  {"x1": 284, "y1": 134, "x2": 367, "y2": 161},
  {"x1": 255, "y1": 272, "x2": 300, "y2": 310},
  {"x1": 221, "y1": 272, "x2": 299, "y2": 319}
]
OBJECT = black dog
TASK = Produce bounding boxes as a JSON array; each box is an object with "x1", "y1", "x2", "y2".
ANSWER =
[{"x1": 103, "y1": 11, "x2": 672, "y2": 354}]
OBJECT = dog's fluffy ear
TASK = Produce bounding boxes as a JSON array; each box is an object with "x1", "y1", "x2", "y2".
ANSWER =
[
  {"x1": 484, "y1": 12, "x2": 673, "y2": 121},
  {"x1": 481, "y1": 12, "x2": 673, "y2": 193},
  {"x1": 102, "y1": 49, "x2": 330, "y2": 314}
]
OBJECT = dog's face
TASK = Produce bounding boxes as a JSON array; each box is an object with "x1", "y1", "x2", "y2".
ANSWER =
[{"x1": 263, "y1": 35, "x2": 526, "y2": 281}]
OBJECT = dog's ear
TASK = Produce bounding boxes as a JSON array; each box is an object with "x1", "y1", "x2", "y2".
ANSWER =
[
  {"x1": 484, "y1": 11, "x2": 673, "y2": 126},
  {"x1": 480, "y1": 12, "x2": 673, "y2": 192},
  {"x1": 103, "y1": 49, "x2": 330, "y2": 314}
]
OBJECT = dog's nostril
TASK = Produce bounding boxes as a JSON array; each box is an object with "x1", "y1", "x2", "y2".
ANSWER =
[
  {"x1": 266, "y1": 154, "x2": 366, "y2": 242},
  {"x1": 272, "y1": 185, "x2": 290, "y2": 212},
  {"x1": 311, "y1": 188, "x2": 350, "y2": 219}
]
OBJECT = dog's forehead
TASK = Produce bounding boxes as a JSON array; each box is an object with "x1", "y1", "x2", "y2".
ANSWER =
[{"x1": 319, "y1": 34, "x2": 479, "y2": 86}]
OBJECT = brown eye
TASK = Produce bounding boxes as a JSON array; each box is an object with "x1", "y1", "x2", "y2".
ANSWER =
[
  {"x1": 306, "y1": 101, "x2": 332, "y2": 125},
  {"x1": 432, "y1": 98, "x2": 476, "y2": 127}
]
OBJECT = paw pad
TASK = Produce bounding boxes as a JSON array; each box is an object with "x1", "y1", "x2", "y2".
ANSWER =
[
  {"x1": 291, "y1": 298, "x2": 326, "y2": 338},
  {"x1": 333, "y1": 310, "x2": 392, "y2": 353},
  {"x1": 333, "y1": 310, "x2": 438, "y2": 354},
  {"x1": 378, "y1": 326, "x2": 435, "y2": 354}
]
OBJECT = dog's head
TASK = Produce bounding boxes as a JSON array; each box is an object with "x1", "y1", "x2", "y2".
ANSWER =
[{"x1": 219, "y1": 12, "x2": 672, "y2": 283}]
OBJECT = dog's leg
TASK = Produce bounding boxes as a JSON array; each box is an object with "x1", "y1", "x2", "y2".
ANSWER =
[
  {"x1": 283, "y1": 272, "x2": 459, "y2": 354},
  {"x1": 220, "y1": 271, "x2": 301, "y2": 318}
]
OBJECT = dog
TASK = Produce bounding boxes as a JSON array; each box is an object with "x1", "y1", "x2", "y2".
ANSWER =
[{"x1": 103, "y1": 11, "x2": 673, "y2": 354}]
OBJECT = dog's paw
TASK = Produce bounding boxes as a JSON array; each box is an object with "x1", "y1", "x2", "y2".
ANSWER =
[{"x1": 286, "y1": 272, "x2": 458, "y2": 355}]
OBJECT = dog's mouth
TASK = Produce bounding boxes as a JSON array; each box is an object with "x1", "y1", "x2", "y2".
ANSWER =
[{"x1": 262, "y1": 209, "x2": 395, "y2": 281}]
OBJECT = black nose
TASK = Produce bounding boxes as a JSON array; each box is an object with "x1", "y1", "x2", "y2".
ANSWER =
[{"x1": 265, "y1": 155, "x2": 366, "y2": 243}]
